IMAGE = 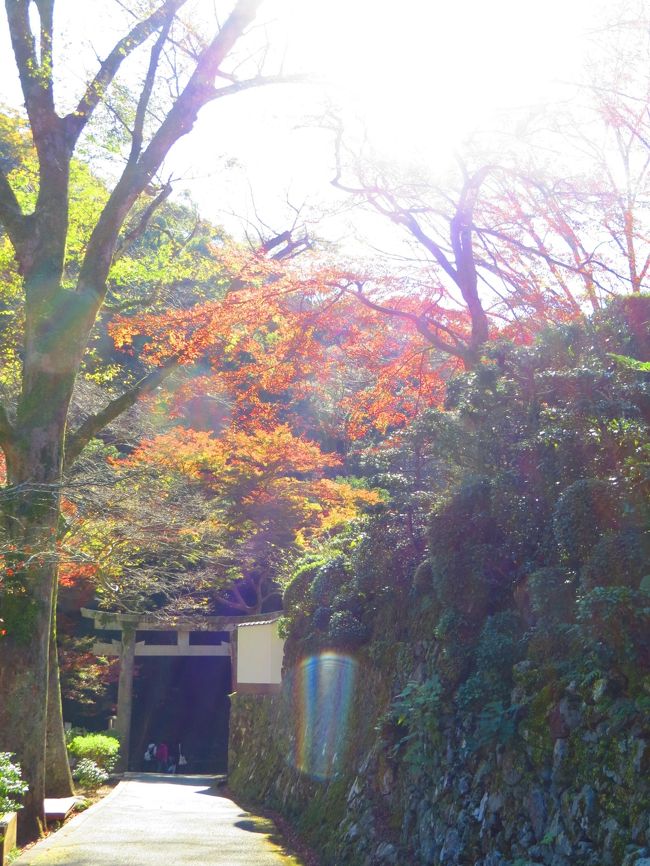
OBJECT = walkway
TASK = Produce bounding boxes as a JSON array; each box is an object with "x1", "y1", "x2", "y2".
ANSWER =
[{"x1": 14, "y1": 775, "x2": 304, "y2": 866}]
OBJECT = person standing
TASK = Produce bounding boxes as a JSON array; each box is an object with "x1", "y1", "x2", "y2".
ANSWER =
[
  {"x1": 143, "y1": 742, "x2": 156, "y2": 772},
  {"x1": 156, "y1": 741, "x2": 169, "y2": 773}
]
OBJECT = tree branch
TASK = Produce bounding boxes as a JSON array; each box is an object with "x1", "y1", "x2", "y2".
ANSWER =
[
  {"x1": 343, "y1": 284, "x2": 472, "y2": 365},
  {"x1": 0, "y1": 401, "x2": 16, "y2": 451},
  {"x1": 114, "y1": 181, "x2": 173, "y2": 260},
  {"x1": 76, "y1": 0, "x2": 265, "y2": 314},
  {"x1": 212, "y1": 585, "x2": 253, "y2": 613},
  {"x1": 128, "y1": 14, "x2": 174, "y2": 166},
  {"x1": 5, "y1": 0, "x2": 55, "y2": 138},
  {"x1": 0, "y1": 167, "x2": 30, "y2": 260},
  {"x1": 63, "y1": 0, "x2": 189, "y2": 147},
  {"x1": 64, "y1": 358, "x2": 180, "y2": 467}
]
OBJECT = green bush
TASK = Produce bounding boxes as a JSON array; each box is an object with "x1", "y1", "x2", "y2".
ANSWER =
[
  {"x1": 72, "y1": 759, "x2": 109, "y2": 790},
  {"x1": 310, "y1": 556, "x2": 350, "y2": 607},
  {"x1": 455, "y1": 612, "x2": 522, "y2": 710},
  {"x1": 526, "y1": 621, "x2": 581, "y2": 669},
  {"x1": 526, "y1": 568, "x2": 576, "y2": 623},
  {"x1": 0, "y1": 752, "x2": 28, "y2": 813},
  {"x1": 381, "y1": 676, "x2": 442, "y2": 766},
  {"x1": 470, "y1": 700, "x2": 520, "y2": 751},
  {"x1": 577, "y1": 586, "x2": 650, "y2": 663},
  {"x1": 327, "y1": 611, "x2": 369, "y2": 646},
  {"x1": 581, "y1": 529, "x2": 649, "y2": 590},
  {"x1": 67, "y1": 733, "x2": 120, "y2": 772},
  {"x1": 312, "y1": 605, "x2": 332, "y2": 631},
  {"x1": 474, "y1": 611, "x2": 522, "y2": 674},
  {"x1": 553, "y1": 479, "x2": 621, "y2": 563},
  {"x1": 283, "y1": 556, "x2": 329, "y2": 613},
  {"x1": 412, "y1": 559, "x2": 433, "y2": 593}
]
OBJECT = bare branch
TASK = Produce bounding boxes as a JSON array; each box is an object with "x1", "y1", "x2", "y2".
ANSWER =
[
  {"x1": 63, "y1": 0, "x2": 189, "y2": 147},
  {"x1": 114, "y1": 181, "x2": 173, "y2": 260},
  {"x1": 343, "y1": 284, "x2": 471, "y2": 365},
  {"x1": 64, "y1": 358, "x2": 180, "y2": 467},
  {"x1": 5, "y1": 0, "x2": 55, "y2": 137},
  {"x1": 76, "y1": 0, "x2": 266, "y2": 311},
  {"x1": 128, "y1": 13, "x2": 174, "y2": 165}
]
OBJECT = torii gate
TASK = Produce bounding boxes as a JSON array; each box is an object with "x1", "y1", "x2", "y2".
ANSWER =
[{"x1": 81, "y1": 608, "x2": 283, "y2": 770}]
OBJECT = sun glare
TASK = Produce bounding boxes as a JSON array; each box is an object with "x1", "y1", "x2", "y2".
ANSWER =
[{"x1": 279, "y1": 0, "x2": 599, "y2": 163}]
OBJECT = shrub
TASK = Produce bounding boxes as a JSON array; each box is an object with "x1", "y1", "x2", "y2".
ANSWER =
[
  {"x1": 312, "y1": 606, "x2": 332, "y2": 631},
  {"x1": 283, "y1": 556, "x2": 329, "y2": 613},
  {"x1": 470, "y1": 700, "x2": 520, "y2": 751},
  {"x1": 526, "y1": 621, "x2": 581, "y2": 669},
  {"x1": 381, "y1": 676, "x2": 442, "y2": 766},
  {"x1": 72, "y1": 759, "x2": 109, "y2": 791},
  {"x1": 577, "y1": 586, "x2": 650, "y2": 664},
  {"x1": 581, "y1": 529, "x2": 649, "y2": 590},
  {"x1": 0, "y1": 752, "x2": 28, "y2": 813},
  {"x1": 474, "y1": 611, "x2": 522, "y2": 675},
  {"x1": 310, "y1": 556, "x2": 350, "y2": 607},
  {"x1": 455, "y1": 612, "x2": 522, "y2": 710},
  {"x1": 327, "y1": 611, "x2": 369, "y2": 646},
  {"x1": 553, "y1": 479, "x2": 621, "y2": 563},
  {"x1": 412, "y1": 559, "x2": 433, "y2": 593},
  {"x1": 526, "y1": 568, "x2": 576, "y2": 623},
  {"x1": 67, "y1": 733, "x2": 120, "y2": 772}
]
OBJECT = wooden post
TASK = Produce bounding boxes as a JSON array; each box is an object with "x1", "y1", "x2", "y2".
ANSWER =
[
  {"x1": 115, "y1": 626, "x2": 136, "y2": 771},
  {"x1": 229, "y1": 627, "x2": 238, "y2": 692}
]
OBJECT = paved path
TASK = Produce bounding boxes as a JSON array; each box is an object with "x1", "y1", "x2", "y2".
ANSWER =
[{"x1": 14, "y1": 775, "x2": 303, "y2": 866}]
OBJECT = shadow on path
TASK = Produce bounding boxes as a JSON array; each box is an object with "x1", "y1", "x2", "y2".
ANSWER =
[{"x1": 13, "y1": 775, "x2": 305, "y2": 866}]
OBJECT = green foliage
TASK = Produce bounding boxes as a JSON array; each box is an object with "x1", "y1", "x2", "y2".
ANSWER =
[
  {"x1": 72, "y1": 759, "x2": 109, "y2": 791},
  {"x1": 526, "y1": 568, "x2": 576, "y2": 623},
  {"x1": 581, "y1": 529, "x2": 649, "y2": 590},
  {"x1": 381, "y1": 676, "x2": 442, "y2": 768},
  {"x1": 282, "y1": 555, "x2": 329, "y2": 614},
  {"x1": 553, "y1": 479, "x2": 621, "y2": 563},
  {"x1": 282, "y1": 537, "x2": 370, "y2": 643},
  {"x1": 310, "y1": 556, "x2": 351, "y2": 607},
  {"x1": 608, "y1": 353, "x2": 650, "y2": 371},
  {"x1": 576, "y1": 587, "x2": 650, "y2": 662},
  {"x1": 469, "y1": 700, "x2": 521, "y2": 751},
  {"x1": 67, "y1": 733, "x2": 120, "y2": 772},
  {"x1": 327, "y1": 611, "x2": 369, "y2": 647},
  {"x1": 474, "y1": 611, "x2": 522, "y2": 675},
  {"x1": 412, "y1": 558, "x2": 433, "y2": 593},
  {"x1": 312, "y1": 605, "x2": 332, "y2": 631},
  {"x1": 0, "y1": 753, "x2": 28, "y2": 813},
  {"x1": 526, "y1": 622, "x2": 581, "y2": 671},
  {"x1": 456, "y1": 613, "x2": 522, "y2": 710}
]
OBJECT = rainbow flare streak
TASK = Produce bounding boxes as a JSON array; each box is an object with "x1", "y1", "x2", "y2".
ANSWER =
[{"x1": 290, "y1": 652, "x2": 358, "y2": 780}]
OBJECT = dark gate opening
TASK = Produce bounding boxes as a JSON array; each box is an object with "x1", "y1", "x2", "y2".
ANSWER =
[{"x1": 129, "y1": 656, "x2": 231, "y2": 773}]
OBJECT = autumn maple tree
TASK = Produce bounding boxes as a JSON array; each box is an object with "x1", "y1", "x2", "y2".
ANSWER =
[{"x1": 86, "y1": 424, "x2": 380, "y2": 615}]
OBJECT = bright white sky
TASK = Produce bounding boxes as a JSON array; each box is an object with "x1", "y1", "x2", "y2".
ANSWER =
[{"x1": 0, "y1": 0, "x2": 613, "y2": 246}]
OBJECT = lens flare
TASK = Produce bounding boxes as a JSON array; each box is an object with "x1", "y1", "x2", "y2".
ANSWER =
[{"x1": 289, "y1": 652, "x2": 358, "y2": 780}]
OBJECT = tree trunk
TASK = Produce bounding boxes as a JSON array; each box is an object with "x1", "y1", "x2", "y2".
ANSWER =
[
  {"x1": 0, "y1": 545, "x2": 55, "y2": 840},
  {"x1": 0, "y1": 409, "x2": 68, "y2": 838},
  {"x1": 45, "y1": 607, "x2": 75, "y2": 798}
]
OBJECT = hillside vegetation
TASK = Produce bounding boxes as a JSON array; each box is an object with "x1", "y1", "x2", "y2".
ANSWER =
[{"x1": 230, "y1": 297, "x2": 650, "y2": 866}]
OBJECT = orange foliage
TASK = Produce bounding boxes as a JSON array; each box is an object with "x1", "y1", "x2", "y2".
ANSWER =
[
  {"x1": 125, "y1": 423, "x2": 380, "y2": 551},
  {"x1": 58, "y1": 560, "x2": 98, "y2": 589},
  {"x1": 110, "y1": 247, "x2": 467, "y2": 441}
]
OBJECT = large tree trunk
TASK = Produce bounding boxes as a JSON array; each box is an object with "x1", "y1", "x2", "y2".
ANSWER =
[
  {"x1": 0, "y1": 507, "x2": 58, "y2": 839},
  {"x1": 0, "y1": 370, "x2": 72, "y2": 838}
]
